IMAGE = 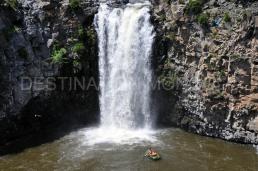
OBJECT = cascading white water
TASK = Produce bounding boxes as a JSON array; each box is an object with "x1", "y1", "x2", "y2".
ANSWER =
[
  {"x1": 94, "y1": 2, "x2": 154, "y2": 129},
  {"x1": 82, "y1": 1, "x2": 155, "y2": 145}
]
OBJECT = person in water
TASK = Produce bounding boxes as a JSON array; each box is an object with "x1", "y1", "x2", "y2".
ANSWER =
[{"x1": 147, "y1": 148, "x2": 157, "y2": 156}]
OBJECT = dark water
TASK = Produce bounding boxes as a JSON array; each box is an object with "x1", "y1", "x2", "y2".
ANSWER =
[{"x1": 0, "y1": 128, "x2": 258, "y2": 171}]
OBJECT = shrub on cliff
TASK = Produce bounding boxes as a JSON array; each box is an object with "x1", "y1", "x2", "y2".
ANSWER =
[
  {"x1": 78, "y1": 26, "x2": 85, "y2": 39},
  {"x1": 86, "y1": 29, "x2": 96, "y2": 44},
  {"x1": 51, "y1": 48, "x2": 67, "y2": 64},
  {"x1": 69, "y1": 0, "x2": 81, "y2": 10},
  {"x1": 69, "y1": 0, "x2": 80, "y2": 10},
  {"x1": 72, "y1": 42, "x2": 85, "y2": 54},
  {"x1": 185, "y1": 0, "x2": 206, "y2": 15},
  {"x1": 223, "y1": 12, "x2": 231, "y2": 22},
  {"x1": 197, "y1": 13, "x2": 209, "y2": 26}
]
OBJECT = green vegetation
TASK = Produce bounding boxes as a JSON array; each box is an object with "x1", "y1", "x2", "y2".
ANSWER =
[
  {"x1": 78, "y1": 26, "x2": 85, "y2": 39},
  {"x1": 69, "y1": 0, "x2": 80, "y2": 10},
  {"x1": 197, "y1": 13, "x2": 209, "y2": 26},
  {"x1": 86, "y1": 29, "x2": 96, "y2": 43},
  {"x1": 17, "y1": 48, "x2": 28, "y2": 59},
  {"x1": 4, "y1": 0, "x2": 18, "y2": 10},
  {"x1": 51, "y1": 47, "x2": 67, "y2": 64},
  {"x1": 73, "y1": 59, "x2": 80, "y2": 68},
  {"x1": 223, "y1": 12, "x2": 231, "y2": 22},
  {"x1": 185, "y1": 0, "x2": 206, "y2": 15},
  {"x1": 11, "y1": 25, "x2": 21, "y2": 33},
  {"x1": 72, "y1": 42, "x2": 85, "y2": 54},
  {"x1": 219, "y1": 70, "x2": 226, "y2": 78}
]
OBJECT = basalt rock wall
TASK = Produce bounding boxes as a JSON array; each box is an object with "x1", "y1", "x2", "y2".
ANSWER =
[
  {"x1": 152, "y1": 0, "x2": 258, "y2": 144},
  {"x1": 0, "y1": 0, "x2": 100, "y2": 145}
]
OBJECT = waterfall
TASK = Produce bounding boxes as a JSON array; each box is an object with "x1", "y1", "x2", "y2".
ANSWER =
[{"x1": 94, "y1": 2, "x2": 154, "y2": 130}]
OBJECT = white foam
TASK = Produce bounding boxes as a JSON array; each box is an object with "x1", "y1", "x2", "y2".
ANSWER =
[{"x1": 81, "y1": 127, "x2": 158, "y2": 145}]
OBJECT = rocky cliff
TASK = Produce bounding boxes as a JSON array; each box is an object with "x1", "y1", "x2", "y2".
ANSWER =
[
  {"x1": 0, "y1": 0, "x2": 101, "y2": 146},
  {"x1": 153, "y1": 0, "x2": 258, "y2": 144}
]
